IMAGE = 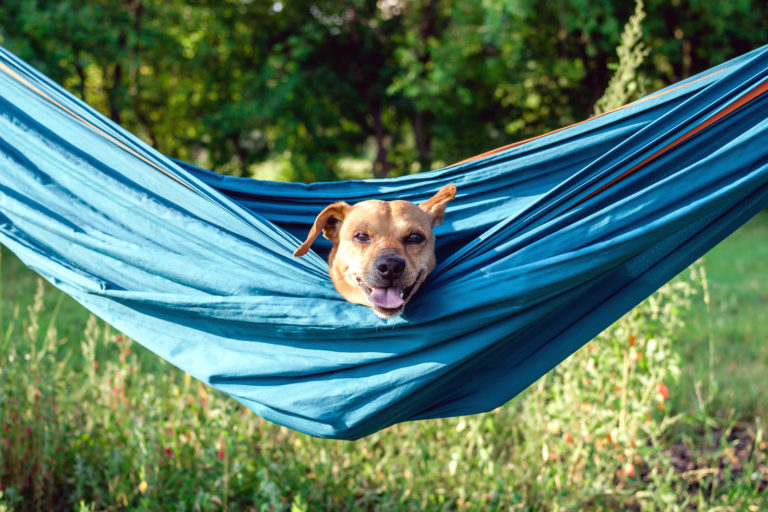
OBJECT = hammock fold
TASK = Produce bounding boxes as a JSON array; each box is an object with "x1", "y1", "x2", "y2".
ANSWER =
[{"x1": 1, "y1": 45, "x2": 767, "y2": 439}]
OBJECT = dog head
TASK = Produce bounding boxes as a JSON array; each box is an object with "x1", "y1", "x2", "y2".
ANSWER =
[{"x1": 294, "y1": 184, "x2": 456, "y2": 318}]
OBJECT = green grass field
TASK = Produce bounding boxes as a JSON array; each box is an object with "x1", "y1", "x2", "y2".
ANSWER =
[
  {"x1": 0, "y1": 211, "x2": 766, "y2": 511},
  {"x1": 675, "y1": 211, "x2": 768, "y2": 424}
]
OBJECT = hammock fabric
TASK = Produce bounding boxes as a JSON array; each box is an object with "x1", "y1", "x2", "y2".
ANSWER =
[{"x1": 1, "y1": 45, "x2": 767, "y2": 440}]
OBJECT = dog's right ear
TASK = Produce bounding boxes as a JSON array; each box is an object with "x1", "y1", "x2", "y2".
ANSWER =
[{"x1": 293, "y1": 202, "x2": 350, "y2": 257}]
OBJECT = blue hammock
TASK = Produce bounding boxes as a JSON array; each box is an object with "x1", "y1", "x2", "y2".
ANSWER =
[{"x1": 1, "y1": 45, "x2": 767, "y2": 440}]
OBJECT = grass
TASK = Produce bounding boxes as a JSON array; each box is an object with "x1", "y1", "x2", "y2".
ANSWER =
[
  {"x1": 675, "y1": 211, "x2": 768, "y2": 425},
  {"x1": 0, "y1": 212, "x2": 766, "y2": 511}
]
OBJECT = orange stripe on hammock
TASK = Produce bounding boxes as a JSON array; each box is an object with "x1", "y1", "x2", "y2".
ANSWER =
[
  {"x1": 571, "y1": 77, "x2": 768, "y2": 208},
  {"x1": 0, "y1": 61, "x2": 196, "y2": 192},
  {"x1": 453, "y1": 68, "x2": 728, "y2": 167}
]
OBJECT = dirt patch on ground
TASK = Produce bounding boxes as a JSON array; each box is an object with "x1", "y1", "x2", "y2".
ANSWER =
[{"x1": 664, "y1": 423, "x2": 768, "y2": 504}]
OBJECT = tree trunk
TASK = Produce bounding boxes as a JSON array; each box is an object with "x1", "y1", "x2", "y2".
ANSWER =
[
  {"x1": 371, "y1": 102, "x2": 390, "y2": 178},
  {"x1": 412, "y1": 0, "x2": 437, "y2": 172},
  {"x1": 74, "y1": 56, "x2": 87, "y2": 102},
  {"x1": 109, "y1": 62, "x2": 123, "y2": 125},
  {"x1": 229, "y1": 133, "x2": 248, "y2": 177},
  {"x1": 412, "y1": 111, "x2": 431, "y2": 172},
  {"x1": 108, "y1": 21, "x2": 128, "y2": 125}
]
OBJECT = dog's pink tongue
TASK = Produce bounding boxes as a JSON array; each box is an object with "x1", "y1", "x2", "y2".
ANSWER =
[{"x1": 369, "y1": 287, "x2": 404, "y2": 309}]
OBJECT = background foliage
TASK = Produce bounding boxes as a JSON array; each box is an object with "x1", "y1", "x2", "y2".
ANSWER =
[{"x1": 1, "y1": 0, "x2": 767, "y2": 181}]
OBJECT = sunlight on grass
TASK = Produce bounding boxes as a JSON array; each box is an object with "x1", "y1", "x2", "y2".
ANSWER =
[
  {"x1": 678, "y1": 212, "x2": 768, "y2": 423},
  {"x1": 249, "y1": 157, "x2": 378, "y2": 183}
]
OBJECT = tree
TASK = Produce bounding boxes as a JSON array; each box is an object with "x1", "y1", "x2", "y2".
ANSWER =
[{"x1": 2, "y1": 0, "x2": 766, "y2": 182}]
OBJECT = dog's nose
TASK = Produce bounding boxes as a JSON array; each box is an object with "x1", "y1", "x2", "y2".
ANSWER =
[{"x1": 376, "y1": 255, "x2": 405, "y2": 279}]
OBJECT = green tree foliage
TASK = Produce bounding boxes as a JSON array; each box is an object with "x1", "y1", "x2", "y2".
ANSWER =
[{"x1": 1, "y1": 0, "x2": 766, "y2": 181}]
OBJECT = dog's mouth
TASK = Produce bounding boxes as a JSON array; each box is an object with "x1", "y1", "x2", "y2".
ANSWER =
[{"x1": 357, "y1": 271, "x2": 422, "y2": 317}]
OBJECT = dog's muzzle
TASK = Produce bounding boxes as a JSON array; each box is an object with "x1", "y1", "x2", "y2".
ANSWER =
[{"x1": 357, "y1": 270, "x2": 422, "y2": 313}]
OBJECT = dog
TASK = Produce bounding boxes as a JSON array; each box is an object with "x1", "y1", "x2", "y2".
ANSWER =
[{"x1": 293, "y1": 184, "x2": 456, "y2": 318}]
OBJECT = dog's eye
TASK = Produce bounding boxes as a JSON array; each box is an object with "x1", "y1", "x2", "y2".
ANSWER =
[
  {"x1": 353, "y1": 232, "x2": 371, "y2": 243},
  {"x1": 405, "y1": 232, "x2": 425, "y2": 244}
]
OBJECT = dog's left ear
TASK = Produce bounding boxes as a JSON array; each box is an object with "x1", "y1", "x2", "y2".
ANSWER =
[
  {"x1": 293, "y1": 202, "x2": 350, "y2": 257},
  {"x1": 419, "y1": 184, "x2": 456, "y2": 227}
]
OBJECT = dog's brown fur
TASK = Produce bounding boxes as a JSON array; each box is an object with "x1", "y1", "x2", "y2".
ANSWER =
[{"x1": 294, "y1": 184, "x2": 456, "y2": 318}]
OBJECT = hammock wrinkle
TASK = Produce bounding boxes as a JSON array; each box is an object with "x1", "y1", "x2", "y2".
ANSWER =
[{"x1": 1, "y1": 45, "x2": 767, "y2": 439}]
